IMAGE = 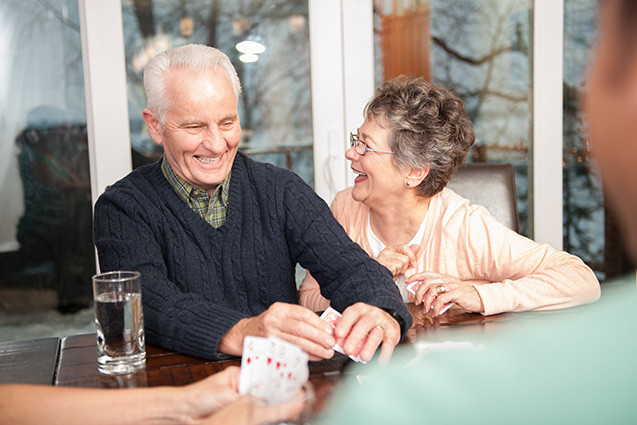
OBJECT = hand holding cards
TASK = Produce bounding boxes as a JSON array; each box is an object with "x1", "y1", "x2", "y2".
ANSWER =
[
  {"x1": 320, "y1": 306, "x2": 367, "y2": 363},
  {"x1": 239, "y1": 336, "x2": 310, "y2": 405},
  {"x1": 407, "y1": 281, "x2": 455, "y2": 315}
]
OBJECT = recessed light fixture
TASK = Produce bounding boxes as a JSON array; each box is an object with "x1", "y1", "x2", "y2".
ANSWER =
[
  {"x1": 235, "y1": 40, "x2": 266, "y2": 55},
  {"x1": 239, "y1": 54, "x2": 259, "y2": 63}
]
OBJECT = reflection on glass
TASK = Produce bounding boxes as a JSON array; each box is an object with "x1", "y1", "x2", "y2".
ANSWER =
[
  {"x1": 0, "y1": 0, "x2": 95, "y2": 336},
  {"x1": 374, "y1": 0, "x2": 531, "y2": 235},
  {"x1": 121, "y1": 0, "x2": 314, "y2": 187}
]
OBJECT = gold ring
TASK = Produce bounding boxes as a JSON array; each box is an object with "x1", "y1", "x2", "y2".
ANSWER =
[
  {"x1": 436, "y1": 285, "x2": 448, "y2": 295},
  {"x1": 375, "y1": 325, "x2": 384, "y2": 334}
]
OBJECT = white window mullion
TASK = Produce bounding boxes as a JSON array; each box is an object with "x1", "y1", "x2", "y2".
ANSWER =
[
  {"x1": 309, "y1": 0, "x2": 347, "y2": 202},
  {"x1": 309, "y1": 0, "x2": 375, "y2": 203},
  {"x1": 532, "y1": 0, "x2": 564, "y2": 249},
  {"x1": 79, "y1": 0, "x2": 132, "y2": 206}
]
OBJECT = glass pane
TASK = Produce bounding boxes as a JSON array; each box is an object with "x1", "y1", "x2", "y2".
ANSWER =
[
  {"x1": 0, "y1": 0, "x2": 95, "y2": 342},
  {"x1": 563, "y1": 0, "x2": 631, "y2": 280},
  {"x1": 374, "y1": 0, "x2": 532, "y2": 235},
  {"x1": 121, "y1": 0, "x2": 314, "y2": 187}
]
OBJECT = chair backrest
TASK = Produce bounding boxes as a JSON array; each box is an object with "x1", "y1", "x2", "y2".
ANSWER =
[{"x1": 447, "y1": 162, "x2": 520, "y2": 233}]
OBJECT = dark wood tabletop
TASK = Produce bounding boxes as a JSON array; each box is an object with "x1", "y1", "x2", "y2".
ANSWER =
[{"x1": 0, "y1": 304, "x2": 513, "y2": 417}]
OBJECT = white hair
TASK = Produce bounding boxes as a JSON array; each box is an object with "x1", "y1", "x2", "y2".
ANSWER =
[{"x1": 143, "y1": 44, "x2": 242, "y2": 124}]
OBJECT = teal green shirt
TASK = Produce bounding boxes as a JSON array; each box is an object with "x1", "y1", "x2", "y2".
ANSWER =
[
  {"x1": 160, "y1": 156, "x2": 230, "y2": 228},
  {"x1": 318, "y1": 275, "x2": 637, "y2": 424}
]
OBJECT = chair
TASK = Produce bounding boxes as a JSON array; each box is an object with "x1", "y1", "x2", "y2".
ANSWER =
[{"x1": 447, "y1": 163, "x2": 520, "y2": 233}]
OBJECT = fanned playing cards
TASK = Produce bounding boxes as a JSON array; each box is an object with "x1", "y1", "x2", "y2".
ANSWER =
[{"x1": 238, "y1": 336, "x2": 309, "y2": 405}]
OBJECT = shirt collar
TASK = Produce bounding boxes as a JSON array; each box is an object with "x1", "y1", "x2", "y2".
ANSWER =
[{"x1": 160, "y1": 156, "x2": 231, "y2": 206}]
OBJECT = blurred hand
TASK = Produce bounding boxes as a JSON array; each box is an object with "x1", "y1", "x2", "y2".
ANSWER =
[
  {"x1": 376, "y1": 244, "x2": 419, "y2": 278},
  {"x1": 182, "y1": 366, "x2": 241, "y2": 419},
  {"x1": 335, "y1": 303, "x2": 401, "y2": 364},
  {"x1": 201, "y1": 392, "x2": 308, "y2": 425},
  {"x1": 406, "y1": 272, "x2": 485, "y2": 316},
  {"x1": 218, "y1": 302, "x2": 336, "y2": 361}
]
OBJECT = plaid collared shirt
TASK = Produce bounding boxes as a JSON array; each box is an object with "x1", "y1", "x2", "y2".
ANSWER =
[{"x1": 161, "y1": 156, "x2": 230, "y2": 228}]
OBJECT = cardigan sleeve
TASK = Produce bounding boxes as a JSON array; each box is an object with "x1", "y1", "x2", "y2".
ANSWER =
[
  {"x1": 439, "y1": 198, "x2": 601, "y2": 315},
  {"x1": 298, "y1": 270, "x2": 330, "y2": 312}
]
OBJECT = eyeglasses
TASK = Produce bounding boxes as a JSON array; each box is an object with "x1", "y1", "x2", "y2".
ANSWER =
[{"x1": 349, "y1": 133, "x2": 394, "y2": 156}]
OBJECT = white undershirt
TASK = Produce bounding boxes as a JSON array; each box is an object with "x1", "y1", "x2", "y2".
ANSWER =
[{"x1": 367, "y1": 211, "x2": 429, "y2": 303}]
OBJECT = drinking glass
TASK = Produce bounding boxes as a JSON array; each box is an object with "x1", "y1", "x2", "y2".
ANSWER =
[{"x1": 92, "y1": 271, "x2": 146, "y2": 374}]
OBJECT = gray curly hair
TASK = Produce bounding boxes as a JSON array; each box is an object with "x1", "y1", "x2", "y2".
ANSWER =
[
  {"x1": 364, "y1": 77, "x2": 475, "y2": 197},
  {"x1": 143, "y1": 44, "x2": 242, "y2": 125}
]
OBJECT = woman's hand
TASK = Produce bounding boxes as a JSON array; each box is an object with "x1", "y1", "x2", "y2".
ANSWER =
[
  {"x1": 200, "y1": 393, "x2": 308, "y2": 425},
  {"x1": 180, "y1": 366, "x2": 242, "y2": 420},
  {"x1": 182, "y1": 366, "x2": 309, "y2": 425},
  {"x1": 406, "y1": 272, "x2": 485, "y2": 316},
  {"x1": 376, "y1": 244, "x2": 419, "y2": 278}
]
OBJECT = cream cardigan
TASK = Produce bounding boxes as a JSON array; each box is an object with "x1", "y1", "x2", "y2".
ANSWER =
[{"x1": 298, "y1": 187, "x2": 601, "y2": 315}]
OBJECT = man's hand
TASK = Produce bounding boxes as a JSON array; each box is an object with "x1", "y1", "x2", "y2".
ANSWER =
[
  {"x1": 218, "y1": 302, "x2": 336, "y2": 361},
  {"x1": 334, "y1": 303, "x2": 402, "y2": 364}
]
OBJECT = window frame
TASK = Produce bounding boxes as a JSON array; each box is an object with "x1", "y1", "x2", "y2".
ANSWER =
[{"x1": 80, "y1": 0, "x2": 565, "y2": 251}]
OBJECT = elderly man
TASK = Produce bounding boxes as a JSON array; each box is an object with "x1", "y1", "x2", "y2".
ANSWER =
[{"x1": 93, "y1": 44, "x2": 411, "y2": 363}]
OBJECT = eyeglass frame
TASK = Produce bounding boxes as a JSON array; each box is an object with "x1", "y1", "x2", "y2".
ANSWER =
[{"x1": 349, "y1": 133, "x2": 395, "y2": 156}]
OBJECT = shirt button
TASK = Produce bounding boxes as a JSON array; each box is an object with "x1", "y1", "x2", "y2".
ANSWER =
[{"x1": 193, "y1": 190, "x2": 200, "y2": 196}]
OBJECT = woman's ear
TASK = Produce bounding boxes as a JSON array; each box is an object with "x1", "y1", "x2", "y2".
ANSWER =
[
  {"x1": 142, "y1": 109, "x2": 164, "y2": 146},
  {"x1": 406, "y1": 166, "x2": 430, "y2": 186}
]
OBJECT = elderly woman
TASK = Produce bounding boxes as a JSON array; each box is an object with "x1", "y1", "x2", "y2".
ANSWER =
[{"x1": 299, "y1": 77, "x2": 600, "y2": 316}]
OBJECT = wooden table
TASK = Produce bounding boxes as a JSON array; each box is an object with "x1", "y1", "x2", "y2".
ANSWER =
[{"x1": 0, "y1": 305, "x2": 513, "y2": 417}]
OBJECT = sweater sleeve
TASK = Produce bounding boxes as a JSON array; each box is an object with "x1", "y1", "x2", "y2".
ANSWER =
[
  {"x1": 93, "y1": 183, "x2": 246, "y2": 360},
  {"x1": 281, "y1": 175, "x2": 412, "y2": 338},
  {"x1": 297, "y1": 190, "x2": 357, "y2": 312}
]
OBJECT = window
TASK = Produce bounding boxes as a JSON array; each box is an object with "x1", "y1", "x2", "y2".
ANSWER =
[
  {"x1": 374, "y1": 0, "x2": 532, "y2": 234},
  {"x1": 0, "y1": 0, "x2": 95, "y2": 342},
  {"x1": 121, "y1": 0, "x2": 314, "y2": 186}
]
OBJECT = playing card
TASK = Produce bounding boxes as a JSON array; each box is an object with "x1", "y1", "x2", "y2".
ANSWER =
[
  {"x1": 320, "y1": 306, "x2": 367, "y2": 363},
  {"x1": 267, "y1": 338, "x2": 309, "y2": 405},
  {"x1": 406, "y1": 280, "x2": 422, "y2": 295},
  {"x1": 239, "y1": 336, "x2": 275, "y2": 398},
  {"x1": 239, "y1": 336, "x2": 309, "y2": 405},
  {"x1": 320, "y1": 306, "x2": 346, "y2": 354},
  {"x1": 407, "y1": 281, "x2": 455, "y2": 314}
]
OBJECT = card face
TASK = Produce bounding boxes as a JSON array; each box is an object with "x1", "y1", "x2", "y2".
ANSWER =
[
  {"x1": 239, "y1": 336, "x2": 309, "y2": 405},
  {"x1": 320, "y1": 306, "x2": 345, "y2": 353},
  {"x1": 239, "y1": 336, "x2": 273, "y2": 396}
]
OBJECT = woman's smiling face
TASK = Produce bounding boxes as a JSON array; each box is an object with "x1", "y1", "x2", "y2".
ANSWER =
[{"x1": 346, "y1": 118, "x2": 405, "y2": 208}]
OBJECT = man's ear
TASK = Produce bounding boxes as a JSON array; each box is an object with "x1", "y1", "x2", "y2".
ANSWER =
[
  {"x1": 142, "y1": 109, "x2": 164, "y2": 146},
  {"x1": 406, "y1": 166, "x2": 430, "y2": 186}
]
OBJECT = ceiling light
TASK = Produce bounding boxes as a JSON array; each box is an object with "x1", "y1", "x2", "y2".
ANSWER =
[
  {"x1": 236, "y1": 40, "x2": 265, "y2": 55},
  {"x1": 239, "y1": 54, "x2": 259, "y2": 63}
]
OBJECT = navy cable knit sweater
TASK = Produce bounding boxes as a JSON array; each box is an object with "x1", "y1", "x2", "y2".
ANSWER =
[{"x1": 94, "y1": 152, "x2": 411, "y2": 360}]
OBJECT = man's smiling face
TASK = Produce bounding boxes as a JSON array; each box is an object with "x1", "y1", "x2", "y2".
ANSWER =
[{"x1": 150, "y1": 67, "x2": 241, "y2": 196}]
